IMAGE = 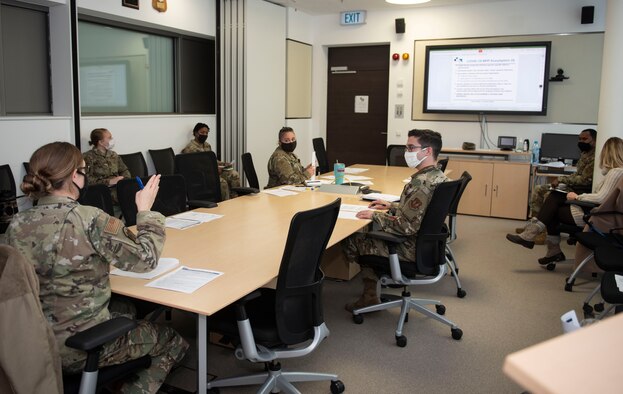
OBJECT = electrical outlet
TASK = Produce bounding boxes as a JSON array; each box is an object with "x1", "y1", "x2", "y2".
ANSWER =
[{"x1": 395, "y1": 104, "x2": 404, "y2": 119}]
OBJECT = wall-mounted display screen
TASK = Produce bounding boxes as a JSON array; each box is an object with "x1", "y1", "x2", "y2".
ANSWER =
[{"x1": 423, "y1": 41, "x2": 551, "y2": 115}]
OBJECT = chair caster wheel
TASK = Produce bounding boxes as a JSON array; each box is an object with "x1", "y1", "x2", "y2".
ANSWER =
[
  {"x1": 546, "y1": 263, "x2": 556, "y2": 271},
  {"x1": 436, "y1": 304, "x2": 446, "y2": 315},
  {"x1": 457, "y1": 289, "x2": 466, "y2": 298},
  {"x1": 594, "y1": 303, "x2": 605, "y2": 313},
  {"x1": 352, "y1": 314, "x2": 363, "y2": 324},
  {"x1": 451, "y1": 328, "x2": 463, "y2": 340},
  {"x1": 582, "y1": 303, "x2": 594, "y2": 315},
  {"x1": 330, "y1": 379, "x2": 345, "y2": 394},
  {"x1": 396, "y1": 335, "x2": 407, "y2": 347},
  {"x1": 564, "y1": 278, "x2": 575, "y2": 292}
]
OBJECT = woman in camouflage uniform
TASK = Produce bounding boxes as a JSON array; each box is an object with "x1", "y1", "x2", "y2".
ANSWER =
[
  {"x1": 7, "y1": 142, "x2": 188, "y2": 394},
  {"x1": 266, "y1": 126, "x2": 315, "y2": 188}
]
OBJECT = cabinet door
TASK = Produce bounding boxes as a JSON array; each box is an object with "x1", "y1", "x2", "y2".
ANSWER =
[
  {"x1": 490, "y1": 162, "x2": 530, "y2": 219},
  {"x1": 446, "y1": 160, "x2": 493, "y2": 216}
]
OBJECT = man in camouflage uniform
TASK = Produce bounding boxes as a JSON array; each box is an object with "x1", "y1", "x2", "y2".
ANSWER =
[
  {"x1": 7, "y1": 174, "x2": 188, "y2": 393},
  {"x1": 182, "y1": 123, "x2": 241, "y2": 200},
  {"x1": 342, "y1": 129, "x2": 447, "y2": 312},
  {"x1": 521, "y1": 129, "x2": 596, "y2": 238},
  {"x1": 266, "y1": 126, "x2": 314, "y2": 188}
]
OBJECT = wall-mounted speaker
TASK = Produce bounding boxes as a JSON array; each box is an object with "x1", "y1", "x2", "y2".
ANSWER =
[
  {"x1": 395, "y1": 18, "x2": 405, "y2": 34},
  {"x1": 581, "y1": 6, "x2": 594, "y2": 24}
]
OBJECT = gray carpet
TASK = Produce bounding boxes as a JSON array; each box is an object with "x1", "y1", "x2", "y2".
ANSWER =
[{"x1": 164, "y1": 214, "x2": 603, "y2": 393}]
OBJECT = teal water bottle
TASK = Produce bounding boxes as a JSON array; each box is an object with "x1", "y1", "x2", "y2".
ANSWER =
[
  {"x1": 334, "y1": 162, "x2": 345, "y2": 185},
  {"x1": 532, "y1": 140, "x2": 540, "y2": 163}
]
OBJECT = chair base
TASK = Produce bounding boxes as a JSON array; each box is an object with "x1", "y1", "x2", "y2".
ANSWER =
[
  {"x1": 207, "y1": 365, "x2": 343, "y2": 394},
  {"x1": 352, "y1": 291, "x2": 461, "y2": 346}
]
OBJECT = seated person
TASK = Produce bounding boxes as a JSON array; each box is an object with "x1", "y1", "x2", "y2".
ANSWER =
[
  {"x1": 519, "y1": 128, "x2": 597, "y2": 242},
  {"x1": 83, "y1": 128, "x2": 131, "y2": 203},
  {"x1": 341, "y1": 129, "x2": 448, "y2": 311},
  {"x1": 7, "y1": 142, "x2": 188, "y2": 393},
  {"x1": 182, "y1": 122, "x2": 241, "y2": 200},
  {"x1": 266, "y1": 126, "x2": 315, "y2": 188},
  {"x1": 507, "y1": 137, "x2": 623, "y2": 266}
]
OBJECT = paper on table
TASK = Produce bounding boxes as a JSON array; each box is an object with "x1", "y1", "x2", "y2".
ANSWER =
[
  {"x1": 165, "y1": 217, "x2": 201, "y2": 230},
  {"x1": 361, "y1": 192, "x2": 400, "y2": 202},
  {"x1": 262, "y1": 189, "x2": 298, "y2": 197},
  {"x1": 320, "y1": 174, "x2": 372, "y2": 181},
  {"x1": 338, "y1": 204, "x2": 369, "y2": 220},
  {"x1": 110, "y1": 258, "x2": 180, "y2": 279},
  {"x1": 344, "y1": 167, "x2": 369, "y2": 174},
  {"x1": 281, "y1": 185, "x2": 306, "y2": 192},
  {"x1": 172, "y1": 211, "x2": 223, "y2": 223},
  {"x1": 146, "y1": 266, "x2": 223, "y2": 294},
  {"x1": 615, "y1": 274, "x2": 623, "y2": 292},
  {"x1": 541, "y1": 161, "x2": 565, "y2": 168}
]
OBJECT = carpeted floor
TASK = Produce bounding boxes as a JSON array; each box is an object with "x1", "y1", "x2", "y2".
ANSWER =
[{"x1": 162, "y1": 214, "x2": 606, "y2": 393}]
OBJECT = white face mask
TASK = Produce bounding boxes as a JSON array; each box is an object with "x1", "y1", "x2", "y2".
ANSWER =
[
  {"x1": 404, "y1": 150, "x2": 427, "y2": 168},
  {"x1": 106, "y1": 138, "x2": 116, "y2": 150}
]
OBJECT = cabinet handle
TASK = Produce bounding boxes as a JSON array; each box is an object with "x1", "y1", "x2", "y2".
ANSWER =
[
  {"x1": 484, "y1": 184, "x2": 488, "y2": 196},
  {"x1": 494, "y1": 185, "x2": 499, "y2": 197}
]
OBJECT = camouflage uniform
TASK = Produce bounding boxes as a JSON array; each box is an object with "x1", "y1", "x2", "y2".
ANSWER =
[
  {"x1": 266, "y1": 146, "x2": 311, "y2": 188},
  {"x1": 182, "y1": 139, "x2": 241, "y2": 200},
  {"x1": 83, "y1": 148, "x2": 131, "y2": 204},
  {"x1": 6, "y1": 196, "x2": 188, "y2": 394},
  {"x1": 343, "y1": 165, "x2": 448, "y2": 280},
  {"x1": 530, "y1": 149, "x2": 595, "y2": 216}
]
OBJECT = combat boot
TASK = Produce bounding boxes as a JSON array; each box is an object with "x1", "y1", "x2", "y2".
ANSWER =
[
  {"x1": 345, "y1": 278, "x2": 380, "y2": 312},
  {"x1": 515, "y1": 217, "x2": 539, "y2": 234},
  {"x1": 534, "y1": 230, "x2": 547, "y2": 245},
  {"x1": 506, "y1": 220, "x2": 545, "y2": 249},
  {"x1": 538, "y1": 235, "x2": 566, "y2": 265}
]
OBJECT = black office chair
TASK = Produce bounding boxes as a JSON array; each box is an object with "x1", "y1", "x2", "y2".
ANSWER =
[
  {"x1": 352, "y1": 180, "x2": 464, "y2": 347},
  {"x1": 444, "y1": 171, "x2": 472, "y2": 298},
  {"x1": 78, "y1": 184, "x2": 115, "y2": 217},
  {"x1": 581, "y1": 244, "x2": 623, "y2": 319},
  {"x1": 386, "y1": 144, "x2": 407, "y2": 166},
  {"x1": 0, "y1": 164, "x2": 19, "y2": 234},
  {"x1": 116, "y1": 175, "x2": 192, "y2": 227},
  {"x1": 312, "y1": 137, "x2": 330, "y2": 174},
  {"x1": 119, "y1": 152, "x2": 148, "y2": 178},
  {"x1": 437, "y1": 157, "x2": 449, "y2": 172},
  {"x1": 175, "y1": 151, "x2": 223, "y2": 205},
  {"x1": 207, "y1": 199, "x2": 345, "y2": 394},
  {"x1": 148, "y1": 148, "x2": 175, "y2": 175},
  {"x1": 241, "y1": 152, "x2": 260, "y2": 190},
  {"x1": 0, "y1": 245, "x2": 151, "y2": 394}
]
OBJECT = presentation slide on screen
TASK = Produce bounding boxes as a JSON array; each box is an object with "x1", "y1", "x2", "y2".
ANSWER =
[
  {"x1": 426, "y1": 46, "x2": 547, "y2": 112},
  {"x1": 80, "y1": 64, "x2": 128, "y2": 107}
]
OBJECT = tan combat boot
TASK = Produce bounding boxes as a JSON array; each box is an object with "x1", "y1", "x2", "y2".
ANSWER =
[
  {"x1": 345, "y1": 278, "x2": 380, "y2": 312},
  {"x1": 538, "y1": 235, "x2": 566, "y2": 265},
  {"x1": 506, "y1": 220, "x2": 545, "y2": 249}
]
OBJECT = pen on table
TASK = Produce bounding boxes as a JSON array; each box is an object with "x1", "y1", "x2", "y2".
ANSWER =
[{"x1": 136, "y1": 176, "x2": 144, "y2": 190}]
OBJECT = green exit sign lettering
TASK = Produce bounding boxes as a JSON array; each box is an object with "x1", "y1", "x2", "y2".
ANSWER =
[{"x1": 340, "y1": 10, "x2": 366, "y2": 25}]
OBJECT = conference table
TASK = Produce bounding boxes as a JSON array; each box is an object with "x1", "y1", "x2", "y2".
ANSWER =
[{"x1": 111, "y1": 164, "x2": 417, "y2": 392}]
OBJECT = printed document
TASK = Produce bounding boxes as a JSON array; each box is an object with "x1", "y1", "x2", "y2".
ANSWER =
[
  {"x1": 110, "y1": 257, "x2": 179, "y2": 279},
  {"x1": 146, "y1": 266, "x2": 223, "y2": 294},
  {"x1": 361, "y1": 193, "x2": 401, "y2": 202},
  {"x1": 344, "y1": 167, "x2": 369, "y2": 174},
  {"x1": 262, "y1": 188, "x2": 299, "y2": 197},
  {"x1": 172, "y1": 211, "x2": 223, "y2": 223},
  {"x1": 338, "y1": 204, "x2": 370, "y2": 220}
]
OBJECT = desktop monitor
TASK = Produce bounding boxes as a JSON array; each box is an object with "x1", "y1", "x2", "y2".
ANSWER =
[
  {"x1": 539, "y1": 133, "x2": 581, "y2": 164},
  {"x1": 497, "y1": 136, "x2": 517, "y2": 151}
]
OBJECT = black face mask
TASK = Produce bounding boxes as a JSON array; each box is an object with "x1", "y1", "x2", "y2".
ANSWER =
[
  {"x1": 74, "y1": 171, "x2": 89, "y2": 201},
  {"x1": 578, "y1": 142, "x2": 592, "y2": 152},
  {"x1": 196, "y1": 134, "x2": 208, "y2": 144},
  {"x1": 281, "y1": 141, "x2": 297, "y2": 153}
]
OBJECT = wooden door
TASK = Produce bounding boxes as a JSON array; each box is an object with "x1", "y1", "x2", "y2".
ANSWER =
[
  {"x1": 326, "y1": 45, "x2": 389, "y2": 166},
  {"x1": 490, "y1": 162, "x2": 530, "y2": 219},
  {"x1": 446, "y1": 159, "x2": 493, "y2": 216}
]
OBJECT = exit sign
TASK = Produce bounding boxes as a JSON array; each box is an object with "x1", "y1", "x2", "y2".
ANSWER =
[{"x1": 340, "y1": 10, "x2": 366, "y2": 25}]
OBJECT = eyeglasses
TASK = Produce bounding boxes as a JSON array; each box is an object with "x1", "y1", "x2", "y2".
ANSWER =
[{"x1": 405, "y1": 145, "x2": 427, "y2": 152}]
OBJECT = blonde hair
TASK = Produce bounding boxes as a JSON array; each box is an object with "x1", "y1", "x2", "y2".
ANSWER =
[
  {"x1": 88, "y1": 128, "x2": 109, "y2": 147},
  {"x1": 600, "y1": 137, "x2": 623, "y2": 171},
  {"x1": 22, "y1": 142, "x2": 83, "y2": 199}
]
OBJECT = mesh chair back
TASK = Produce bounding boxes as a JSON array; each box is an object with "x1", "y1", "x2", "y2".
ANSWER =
[
  {"x1": 437, "y1": 158, "x2": 449, "y2": 172},
  {"x1": 414, "y1": 180, "x2": 462, "y2": 275},
  {"x1": 175, "y1": 152, "x2": 222, "y2": 203},
  {"x1": 119, "y1": 152, "x2": 148, "y2": 178},
  {"x1": 148, "y1": 148, "x2": 175, "y2": 175},
  {"x1": 312, "y1": 138, "x2": 330, "y2": 174},
  {"x1": 386, "y1": 145, "x2": 407, "y2": 166},
  {"x1": 78, "y1": 184, "x2": 115, "y2": 217},
  {"x1": 0, "y1": 165, "x2": 18, "y2": 234},
  {"x1": 275, "y1": 198, "x2": 341, "y2": 345},
  {"x1": 449, "y1": 171, "x2": 472, "y2": 216},
  {"x1": 241, "y1": 152, "x2": 260, "y2": 190}
]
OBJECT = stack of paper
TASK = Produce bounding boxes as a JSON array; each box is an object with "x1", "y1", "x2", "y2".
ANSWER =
[
  {"x1": 338, "y1": 204, "x2": 369, "y2": 220},
  {"x1": 361, "y1": 192, "x2": 401, "y2": 202},
  {"x1": 146, "y1": 266, "x2": 223, "y2": 294}
]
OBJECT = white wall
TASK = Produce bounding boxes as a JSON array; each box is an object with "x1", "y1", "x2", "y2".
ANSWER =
[{"x1": 308, "y1": 0, "x2": 606, "y2": 150}]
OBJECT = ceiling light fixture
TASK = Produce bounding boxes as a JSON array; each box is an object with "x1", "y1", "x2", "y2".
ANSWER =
[{"x1": 385, "y1": 0, "x2": 431, "y2": 4}]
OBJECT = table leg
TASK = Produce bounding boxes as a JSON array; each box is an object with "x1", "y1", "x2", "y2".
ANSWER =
[{"x1": 198, "y1": 314, "x2": 207, "y2": 393}]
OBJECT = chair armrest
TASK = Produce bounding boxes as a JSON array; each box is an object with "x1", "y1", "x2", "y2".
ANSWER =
[
  {"x1": 188, "y1": 200, "x2": 218, "y2": 209},
  {"x1": 232, "y1": 186, "x2": 260, "y2": 195},
  {"x1": 65, "y1": 317, "x2": 136, "y2": 352},
  {"x1": 583, "y1": 210, "x2": 623, "y2": 225},
  {"x1": 233, "y1": 289, "x2": 262, "y2": 321},
  {"x1": 366, "y1": 230, "x2": 407, "y2": 245}
]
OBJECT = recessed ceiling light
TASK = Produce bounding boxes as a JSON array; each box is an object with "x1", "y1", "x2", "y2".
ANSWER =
[{"x1": 386, "y1": 0, "x2": 431, "y2": 4}]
